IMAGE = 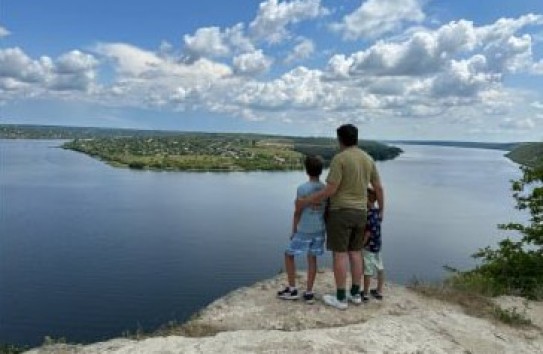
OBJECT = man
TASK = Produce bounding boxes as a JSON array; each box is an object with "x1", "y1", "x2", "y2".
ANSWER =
[{"x1": 296, "y1": 124, "x2": 384, "y2": 310}]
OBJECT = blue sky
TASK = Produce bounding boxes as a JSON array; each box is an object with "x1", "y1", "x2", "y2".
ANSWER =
[{"x1": 1, "y1": 0, "x2": 543, "y2": 141}]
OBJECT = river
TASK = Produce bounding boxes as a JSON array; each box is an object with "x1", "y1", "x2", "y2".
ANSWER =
[{"x1": 0, "y1": 139, "x2": 522, "y2": 346}]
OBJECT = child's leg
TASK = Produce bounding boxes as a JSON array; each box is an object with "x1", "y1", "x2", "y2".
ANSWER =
[
  {"x1": 284, "y1": 253, "x2": 296, "y2": 287},
  {"x1": 377, "y1": 270, "x2": 385, "y2": 293},
  {"x1": 362, "y1": 250, "x2": 371, "y2": 294},
  {"x1": 363, "y1": 274, "x2": 371, "y2": 294},
  {"x1": 306, "y1": 254, "x2": 317, "y2": 292}
]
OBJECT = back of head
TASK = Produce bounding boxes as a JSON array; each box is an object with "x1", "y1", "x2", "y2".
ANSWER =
[
  {"x1": 304, "y1": 155, "x2": 324, "y2": 177},
  {"x1": 336, "y1": 124, "x2": 358, "y2": 147}
]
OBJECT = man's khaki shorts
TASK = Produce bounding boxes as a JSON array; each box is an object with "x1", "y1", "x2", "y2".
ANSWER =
[{"x1": 326, "y1": 208, "x2": 367, "y2": 252}]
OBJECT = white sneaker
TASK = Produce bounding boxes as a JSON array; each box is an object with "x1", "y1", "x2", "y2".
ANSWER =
[
  {"x1": 322, "y1": 294, "x2": 348, "y2": 310},
  {"x1": 347, "y1": 292, "x2": 362, "y2": 305}
]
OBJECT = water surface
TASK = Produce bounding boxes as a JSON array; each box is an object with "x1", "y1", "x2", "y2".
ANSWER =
[{"x1": 0, "y1": 140, "x2": 521, "y2": 346}]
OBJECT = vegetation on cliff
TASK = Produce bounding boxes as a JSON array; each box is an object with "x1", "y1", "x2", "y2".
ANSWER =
[
  {"x1": 451, "y1": 162, "x2": 543, "y2": 300},
  {"x1": 62, "y1": 134, "x2": 402, "y2": 171},
  {"x1": 506, "y1": 142, "x2": 543, "y2": 168}
]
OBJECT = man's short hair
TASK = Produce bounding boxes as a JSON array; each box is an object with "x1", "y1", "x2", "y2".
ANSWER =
[
  {"x1": 304, "y1": 155, "x2": 323, "y2": 177},
  {"x1": 336, "y1": 124, "x2": 358, "y2": 147}
]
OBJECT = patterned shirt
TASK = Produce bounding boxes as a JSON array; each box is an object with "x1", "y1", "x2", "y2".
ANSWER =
[
  {"x1": 365, "y1": 207, "x2": 382, "y2": 253},
  {"x1": 296, "y1": 181, "x2": 326, "y2": 234}
]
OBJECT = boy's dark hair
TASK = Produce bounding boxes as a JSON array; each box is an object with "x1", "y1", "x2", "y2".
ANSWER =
[
  {"x1": 304, "y1": 155, "x2": 323, "y2": 177},
  {"x1": 336, "y1": 124, "x2": 358, "y2": 147}
]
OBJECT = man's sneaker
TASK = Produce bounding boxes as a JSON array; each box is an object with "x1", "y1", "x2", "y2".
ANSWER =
[
  {"x1": 303, "y1": 291, "x2": 315, "y2": 304},
  {"x1": 370, "y1": 289, "x2": 383, "y2": 300},
  {"x1": 322, "y1": 294, "x2": 348, "y2": 310},
  {"x1": 347, "y1": 292, "x2": 362, "y2": 305},
  {"x1": 277, "y1": 287, "x2": 299, "y2": 300},
  {"x1": 361, "y1": 291, "x2": 370, "y2": 303}
]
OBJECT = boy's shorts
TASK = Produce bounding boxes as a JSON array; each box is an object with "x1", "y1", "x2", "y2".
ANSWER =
[
  {"x1": 285, "y1": 231, "x2": 325, "y2": 256},
  {"x1": 363, "y1": 250, "x2": 384, "y2": 276}
]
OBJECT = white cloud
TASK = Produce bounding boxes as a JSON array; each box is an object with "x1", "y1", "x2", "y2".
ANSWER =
[
  {"x1": 183, "y1": 23, "x2": 255, "y2": 60},
  {"x1": 184, "y1": 27, "x2": 231, "y2": 58},
  {"x1": 331, "y1": 0, "x2": 425, "y2": 40},
  {"x1": 285, "y1": 38, "x2": 315, "y2": 63},
  {"x1": 533, "y1": 60, "x2": 543, "y2": 74},
  {"x1": 430, "y1": 55, "x2": 499, "y2": 98},
  {"x1": 234, "y1": 67, "x2": 325, "y2": 110},
  {"x1": 0, "y1": 25, "x2": 10, "y2": 37},
  {"x1": 324, "y1": 14, "x2": 543, "y2": 108},
  {"x1": 249, "y1": 0, "x2": 328, "y2": 43},
  {"x1": 233, "y1": 50, "x2": 273, "y2": 75},
  {"x1": 531, "y1": 101, "x2": 543, "y2": 109},
  {"x1": 0, "y1": 47, "x2": 98, "y2": 93},
  {"x1": 51, "y1": 50, "x2": 99, "y2": 91},
  {"x1": 94, "y1": 43, "x2": 163, "y2": 76},
  {"x1": 0, "y1": 47, "x2": 51, "y2": 84},
  {"x1": 500, "y1": 117, "x2": 535, "y2": 130}
]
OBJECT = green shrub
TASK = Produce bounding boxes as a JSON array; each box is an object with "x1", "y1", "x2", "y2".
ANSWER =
[{"x1": 464, "y1": 165, "x2": 543, "y2": 299}]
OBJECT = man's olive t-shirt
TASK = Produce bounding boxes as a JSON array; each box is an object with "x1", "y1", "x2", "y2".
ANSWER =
[{"x1": 326, "y1": 147, "x2": 380, "y2": 210}]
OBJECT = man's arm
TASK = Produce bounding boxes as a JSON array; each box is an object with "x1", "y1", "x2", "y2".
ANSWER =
[
  {"x1": 372, "y1": 177, "x2": 384, "y2": 221},
  {"x1": 295, "y1": 182, "x2": 338, "y2": 210}
]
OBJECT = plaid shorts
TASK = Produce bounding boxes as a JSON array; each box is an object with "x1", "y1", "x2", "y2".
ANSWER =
[{"x1": 285, "y1": 231, "x2": 325, "y2": 256}]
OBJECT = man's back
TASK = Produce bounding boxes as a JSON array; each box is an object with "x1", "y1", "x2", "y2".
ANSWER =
[{"x1": 327, "y1": 147, "x2": 379, "y2": 211}]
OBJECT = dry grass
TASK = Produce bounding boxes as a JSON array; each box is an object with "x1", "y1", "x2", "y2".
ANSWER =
[{"x1": 408, "y1": 279, "x2": 533, "y2": 328}]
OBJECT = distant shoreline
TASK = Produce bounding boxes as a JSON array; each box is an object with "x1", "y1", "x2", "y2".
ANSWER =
[{"x1": 2, "y1": 123, "x2": 540, "y2": 169}]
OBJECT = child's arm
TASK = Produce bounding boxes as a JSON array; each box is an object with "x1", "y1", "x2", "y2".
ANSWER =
[
  {"x1": 291, "y1": 208, "x2": 302, "y2": 239},
  {"x1": 363, "y1": 229, "x2": 370, "y2": 247}
]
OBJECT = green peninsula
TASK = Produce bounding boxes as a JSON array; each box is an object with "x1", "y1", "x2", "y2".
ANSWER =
[{"x1": 62, "y1": 134, "x2": 403, "y2": 171}]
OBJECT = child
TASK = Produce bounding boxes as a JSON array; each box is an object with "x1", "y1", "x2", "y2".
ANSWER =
[
  {"x1": 362, "y1": 187, "x2": 385, "y2": 302},
  {"x1": 277, "y1": 155, "x2": 326, "y2": 304}
]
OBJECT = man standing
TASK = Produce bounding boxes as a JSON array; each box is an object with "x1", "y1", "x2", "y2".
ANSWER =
[{"x1": 296, "y1": 124, "x2": 384, "y2": 309}]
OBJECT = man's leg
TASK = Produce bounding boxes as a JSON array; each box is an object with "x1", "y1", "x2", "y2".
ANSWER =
[
  {"x1": 324, "y1": 210, "x2": 348, "y2": 308},
  {"x1": 284, "y1": 253, "x2": 296, "y2": 287},
  {"x1": 333, "y1": 251, "x2": 348, "y2": 300},
  {"x1": 348, "y1": 251, "x2": 362, "y2": 295}
]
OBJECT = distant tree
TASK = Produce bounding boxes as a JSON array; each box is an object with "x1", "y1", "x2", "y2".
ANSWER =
[{"x1": 469, "y1": 165, "x2": 543, "y2": 299}]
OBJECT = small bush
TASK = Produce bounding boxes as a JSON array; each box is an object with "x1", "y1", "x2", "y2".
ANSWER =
[
  {"x1": 0, "y1": 344, "x2": 29, "y2": 354},
  {"x1": 467, "y1": 165, "x2": 543, "y2": 300}
]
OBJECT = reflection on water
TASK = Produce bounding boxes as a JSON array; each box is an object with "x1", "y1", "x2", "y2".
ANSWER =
[{"x1": 0, "y1": 140, "x2": 521, "y2": 345}]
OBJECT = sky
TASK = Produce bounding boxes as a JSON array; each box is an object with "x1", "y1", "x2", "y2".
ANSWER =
[{"x1": 1, "y1": 0, "x2": 543, "y2": 141}]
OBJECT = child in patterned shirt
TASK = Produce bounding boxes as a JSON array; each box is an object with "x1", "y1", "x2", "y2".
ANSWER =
[{"x1": 362, "y1": 187, "x2": 385, "y2": 302}]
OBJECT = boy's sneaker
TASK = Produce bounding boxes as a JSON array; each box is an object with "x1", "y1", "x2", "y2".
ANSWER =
[
  {"x1": 361, "y1": 291, "x2": 370, "y2": 303},
  {"x1": 346, "y1": 292, "x2": 362, "y2": 305},
  {"x1": 322, "y1": 294, "x2": 348, "y2": 310},
  {"x1": 277, "y1": 287, "x2": 299, "y2": 300},
  {"x1": 370, "y1": 289, "x2": 383, "y2": 300},
  {"x1": 303, "y1": 291, "x2": 315, "y2": 304}
]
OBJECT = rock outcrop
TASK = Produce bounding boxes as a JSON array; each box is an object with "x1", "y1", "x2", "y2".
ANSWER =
[{"x1": 26, "y1": 270, "x2": 543, "y2": 353}]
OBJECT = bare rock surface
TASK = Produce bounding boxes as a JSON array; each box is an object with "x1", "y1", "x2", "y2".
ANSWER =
[{"x1": 26, "y1": 270, "x2": 543, "y2": 353}]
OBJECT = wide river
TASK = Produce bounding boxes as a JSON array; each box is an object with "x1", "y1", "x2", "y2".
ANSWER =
[{"x1": 0, "y1": 139, "x2": 522, "y2": 346}]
